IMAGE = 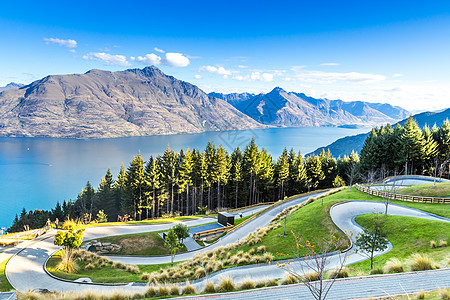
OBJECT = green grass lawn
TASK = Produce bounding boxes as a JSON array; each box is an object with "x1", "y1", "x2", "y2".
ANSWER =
[
  {"x1": 0, "y1": 258, "x2": 13, "y2": 292},
  {"x1": 396, "y1": 182, "x2": 450, "y2": 197},
  {"x1": 93, "y1": 231, "x2": 187, "y2": 256},
  {"x1": 349, "y1": 214, "x2": 450, "y2": 274}
]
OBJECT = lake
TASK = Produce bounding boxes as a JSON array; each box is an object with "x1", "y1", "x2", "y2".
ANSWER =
[{"x1": 0, "y1": 126, "x2": 369, "y2": 228}]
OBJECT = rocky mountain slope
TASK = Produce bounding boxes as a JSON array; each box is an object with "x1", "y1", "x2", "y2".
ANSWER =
[
  {"x1": 0, "y1": 67, "x2": 262, "y2": 138},
  {"x1": 211, "y1": 87, "x2": 410, "y2": 127}
]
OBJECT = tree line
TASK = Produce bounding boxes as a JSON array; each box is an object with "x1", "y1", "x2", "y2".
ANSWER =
[
  {"x1": 8, "y1": 139, "x2": 358, "y2": 232},
  {"x1": 360, "y1": 117, "x2": 450, "y2": 177}
]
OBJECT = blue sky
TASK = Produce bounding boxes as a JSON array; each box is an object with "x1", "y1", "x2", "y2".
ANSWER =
[{"x1": 1, "y1": 0, "x2": 450, "y2": 111}]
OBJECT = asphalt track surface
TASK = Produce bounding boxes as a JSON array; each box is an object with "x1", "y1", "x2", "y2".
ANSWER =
[{"x1": 4, "y1": 179, "x2": 449, "y2": 297}]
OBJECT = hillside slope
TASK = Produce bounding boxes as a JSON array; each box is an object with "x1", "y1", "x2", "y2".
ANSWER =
[{"x1": 0, "y1": 67, "x2": 262, "y2": 138}]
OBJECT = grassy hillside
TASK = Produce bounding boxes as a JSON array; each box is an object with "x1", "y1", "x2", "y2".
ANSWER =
[{"x1": 396, "y1": 182, "x2": 450, "y2": 197}]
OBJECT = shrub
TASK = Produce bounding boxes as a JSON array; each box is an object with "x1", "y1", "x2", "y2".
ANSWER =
[
  {"x1": 257, "y1": 245, "x2": 266, "y2": 253},
  {"x1": 408, "y1": 253, "x2": 434, "y2": 271},
  {"x1": 157, "y1": 285, "x2": 169, "y2": 296},
  {"x1": 141, "y1": 273, "x2": 149, "y2": 280},
  {"x1": 255, "y1": 280, "x2": 266, "y2": 288},
  {"x1": 237, "y1": 257, "x2": 249, "y2": 265},
  {"x1": 265, "y1": 279, "x2": 278, "y2": 287},
  {"x1": 263, "y1": 252, "x2": 274, "y2": 263},
  {"x1": 159, "y1": 271, "x2": 169, "y2": 281},
  {"x1": 84, "y1": 263, "x2": 95, "y2": 271},
  {"x1": 281, "y1": 273, "x2": 299, "y2": 285},
  {"x1": 218, "y1": 276, "x2": 235, "y2": 292},
  {"x1": 170, "y1": 285, "x2": 180, "y2": 296},
  {"x1": 249, "y1": 248, "x2": 256, "y2": 255},
  {"x1": 148, "y1": 272, "x2": 159, "y2": 284},
  {"x1": 239, "y1": 279, "x2": 256, "y2": 290},
  {"x1": 236, "y1": 250, "x2": 244, "y2": 257},
  {"x1": 203, "y1": 282, "x2": 216, "y2": 293},
  {"x1": 206, "y1": 263, "x2": 215, "y2": 273},
  {"x1": 431, "y1": 240, "x2": 437, "y2": 248},
  {"x1": 251, "y1": 255, "x2": 261, "y2": 264},
  {"x1": 214, "y1": 261, "x2": 223, "y2": 271},
  {"x1": 183, "y1": 282, "x2": 196, "y2": 295},
  {"x1": 145, "y1": 287, "x2": 156, "y2": 298},
  {"x1": 369, "y1": 268, "x2": 383, "y2": 275},
  {"x1": 440, "y1": 289, "x2": 449, "y2": 300},
  {"x1": 303, "y1": 272, "x2": 320, "y2": 281},
  {"x1": 56, "y1": 249, "x2": 79, "y2": 273},
  {"x1": 440, "y1": 240, "x2": 448, "y2": 247},
  {"x1": 329, "y1": 267, "x2": 349, "y2": 279},
  {"x1": 126, "y1": 265, "x2": 140, "y2": 274},
  {"x1": 384, "y1": 258, "x2": 404, "y2": 273},
  {"x1": 113, "y1": 261, "x2": 126, "y2": 269},
  {"x1": 195, "y1": 267, "x2": 206, "y2": 279},
  {"x1": 62, "y1": 219, "x2": 76, "y2": 230},
  {"x1": 230, "y1": 255, "x2": 240, "y2": 265},
  {"x1": 417, "y1": 289, "x2": 425, "y2": 299}
]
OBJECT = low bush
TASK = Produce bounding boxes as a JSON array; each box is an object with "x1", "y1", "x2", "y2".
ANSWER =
[
  {"x1": 265, "y1": 279, "x2": 278, "y2": 287},
  {"x1": 126, "y1": 265, "x2": 140, "y2": 274},
  {"x1": 203, "y1": 282, "x2": 216, "y2": 293},
  {"x1": 255, "y1": 280, "x2": 266, "y2": 288},
  {"x1": 257, "y1": 245, "x2": 266, "y2": 253},
  {"x1": 408, "y1": 253, "x2": 434, "y2": 271},
  {"x1": 431, "y1": 240, "x2": 437, "y2": 248},
  {"x1": 218, "y1": 276, "x2": 235, "y2": 292},
  {"x1": 239, "y1": 279, "x2": 256, "y2": 290},
  {"x1": 84, "y1": 263, "x2": 95, "y2": 271},
  {"x1": 195, "y1": 267, "x2": 206, "y2": 279},
  {"x1": 157, "y1": 284, "x2": 169, "y2": 296},
  {"x1": 263, "y1": 252, "x2": 274, "y2": 263},
  {"x1": 329, "y1": 267, "x2": 349, "y2": 279},
  {"x1": 281, "y1": 273, "x2": 299, "y2": 285},
  {"x1": 170, "y1": 285, "x2": 180, "y2": 296},
  {"x1": 183, "y1": 282, "x2": 196, "y2": 295},
  {"x1": 303, "y1": 272, "x2": 320, "y2": 281},
  {"x1": 141, "y1": 273, "x2": 149, "y2": 280},
  {"x1": 249, "y1": 248, "x2": 256, "y2": 255},
  {"x1": 145, "y1": 287, "x2": 156, "y2": 298},
  {"x1": 417, "y1": 289, "x2": 425, "y2": 299},
  {"x1": 440, "y1": 240, "x2": 448, "y2": 247},
  {"x1": 384, "y1": 258, "x2": 404, "y2": 273},
  {"x1": 369, "y1": 268, "x2": 383, "y2": 275}
]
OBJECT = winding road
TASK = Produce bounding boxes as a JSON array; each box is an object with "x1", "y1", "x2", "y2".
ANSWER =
[{"x1": 3, "y1": 178, "x2": 449, "y2": 298}]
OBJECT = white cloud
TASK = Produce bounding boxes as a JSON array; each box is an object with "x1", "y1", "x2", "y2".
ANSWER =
[
  {"x1": 320, "y1": 62, "x2": 340, "y2": 66},
  {"x1": 69, "y1": 49, "x2": 76, "y2": 53},
  {"x1": 393, "y1": 73, "x2": 404, "y2": 77},
  {"x1": 83, "y1": 52, "x2": 131, "y2": 66},
  {"x1": 199, "y1": 66, "x2": 232, "y2": 78},
  {"x1": 293, "y1": 70, "x2": 386, "y2": 83},
  {"x1": 194, "y1": 74, "x2": 202, "y2": 79},
  {"x1": 233, "y1": 72, "x2": 274, "y2": 82},
  {"x1": 131, "y1": 53, "x2": 162, "y2": 65},
  {"x1": 238, "y1": 65, "x2": 248, "y2": 68},
  {"x1": 44, "y1": 38, "x2": 77, "y2": 48},
  {"x1": 163, "y1": 53, "x2": 190, "y2": 67},
  {"x1": 154, "y1": 47, "x2": 165, "y2": 53},
  {"x1": 131, "y1": 52, "x2": 190, "y2": 67}
]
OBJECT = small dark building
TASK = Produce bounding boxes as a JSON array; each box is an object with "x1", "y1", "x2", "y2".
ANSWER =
[{"x1": 218, "y1": 212, "x2": 235, "y2": 226}]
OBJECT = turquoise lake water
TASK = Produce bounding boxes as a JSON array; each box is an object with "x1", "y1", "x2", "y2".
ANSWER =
[{"x1": 0, "y1": 127, "x2": 369, "y2": 227}]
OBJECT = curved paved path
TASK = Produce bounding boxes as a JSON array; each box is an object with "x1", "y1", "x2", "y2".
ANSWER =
[{"x1": 5, "y1": 189, "x2": 449, "y2": 295}]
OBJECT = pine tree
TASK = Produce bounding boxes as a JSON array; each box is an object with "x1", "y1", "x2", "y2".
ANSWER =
[
  {"x1": 400, "y1": 117, "x2": 424, "y2": 175},
  {"x1": 179, "y1": 147, "x2": 194, "y2": 215},
  {"x1": 115, "y1": 164, "x2": 129, "y2": 220},
  {"x1": 276, "y1": 148, "x2": 289, "y2": 200},
  {"x1": 230, "y1": 147, "x2": 243, "y2": 208},
  {"x1": 305, "y1": 154, "x2": 325, "y2": 189},
  {"x1": 127, "y1": 152, "x2": 146, "y2": 221},
  {"x1": 162, "y1": 146, "x2": 177, "y2": 214}
]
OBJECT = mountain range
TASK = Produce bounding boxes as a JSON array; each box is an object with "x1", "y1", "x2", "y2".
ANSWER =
[
  {"x1": 0, "y1": 66, "x2": 411, "y2": 138},
  {"x1": 0, "y1": 67, "x2": 261, "y2": 138},
  {"x1": 211, "y1": 88, "x2": 410, "y2": 127},
  {"x1": 309, "y1": 108, "x2": 450, "y2": 157}
]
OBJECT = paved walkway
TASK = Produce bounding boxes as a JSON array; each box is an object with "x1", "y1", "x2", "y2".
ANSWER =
[
  {"x1": 175, "y1": 269, "x2": 450, "y2": 300},
  {"x1": 4, "y1": 184, "x2": 449, "y2": 296},
  {"x1": 183, "y1": 237, "x2": 202, "y2": 251}
]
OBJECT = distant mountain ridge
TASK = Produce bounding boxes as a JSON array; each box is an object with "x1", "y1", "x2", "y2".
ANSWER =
[
  {"x1": 0, "y1": 82, "x2": 24, "y2": 92},
  {"x1": 210, "y1": 88, "x2": 410, "y2": 128},
  {"x1": 308, "y1": 107, "x2": 450, "y2": 157},
  {"x1": 0, "y1": 66, "x2": 262, "y2": 138}
]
